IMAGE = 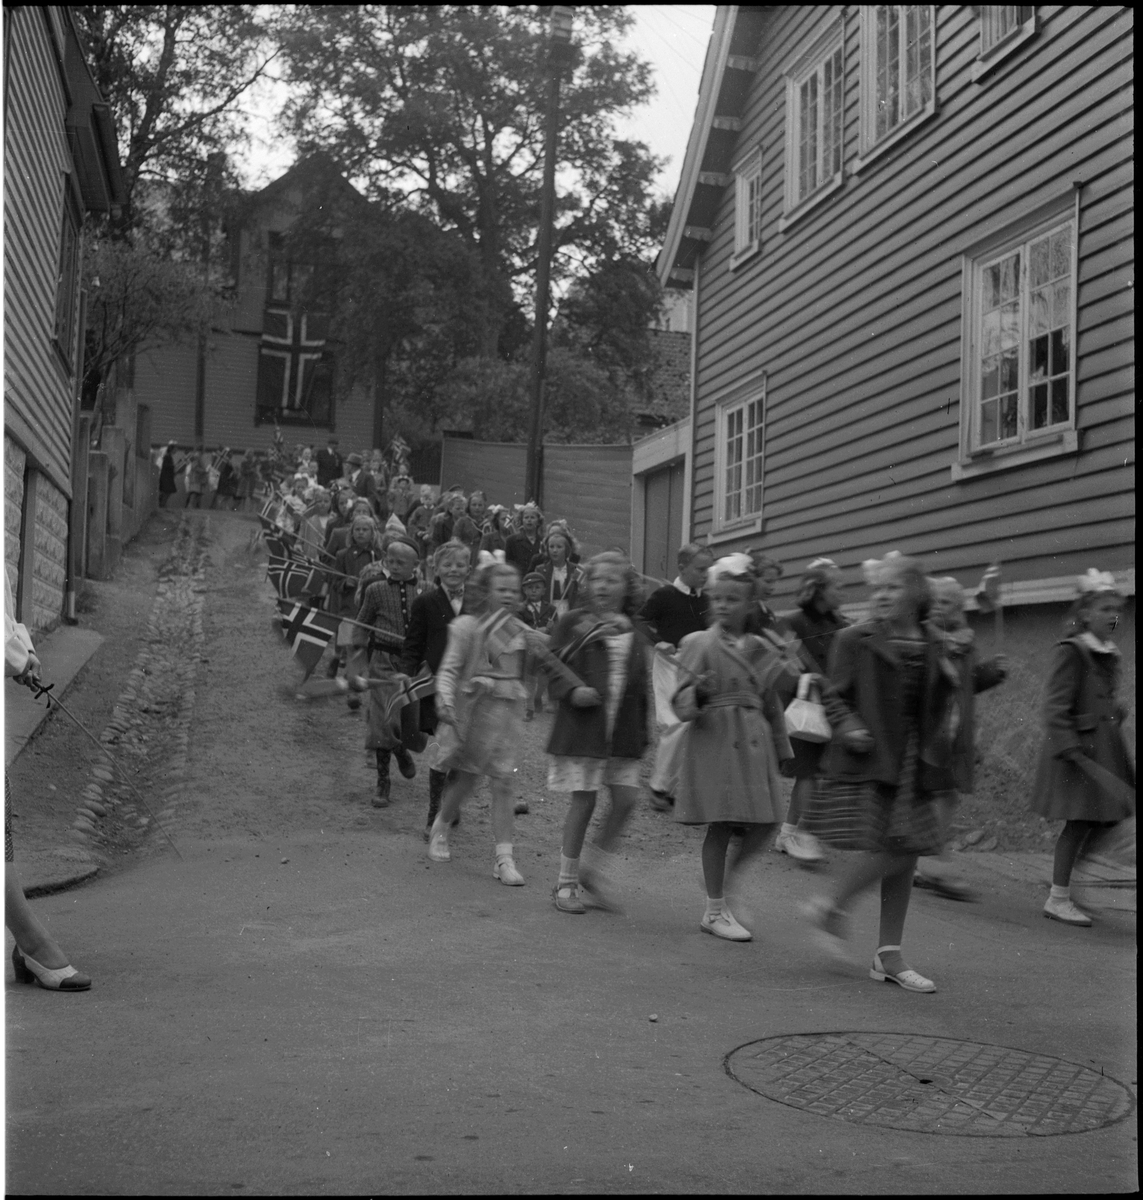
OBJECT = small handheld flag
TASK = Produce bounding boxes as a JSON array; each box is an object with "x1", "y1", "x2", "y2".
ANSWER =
[{"x1": 277, "y1": 600, "x2": 340, "y2": 679}]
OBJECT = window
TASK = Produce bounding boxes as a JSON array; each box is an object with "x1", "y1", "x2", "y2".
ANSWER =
[
  {"x1": 980, "y1": 6, "x2": 1033, "y2": 55},
  {"x1": 783, "y1": 26, "x2": 845, "y2": 223},
  {"x1": 858, "y1": 5, "x2": 935, "y2": 163},
  {"x1": 715, "y1": 385, "x2": 766, "y2": 531},
  {"x1": 974, "y1": 6, "x2": 1037, "y2": 80},
  {"x1": 960, "y1": 211, "x2": 1076, "y2": 467},
  {"x1": 732, "y1": 149, "x2": 763, "y2": 265},
  {"x1": 53, "y1": 201, "x2": 80, "y2": 370}
]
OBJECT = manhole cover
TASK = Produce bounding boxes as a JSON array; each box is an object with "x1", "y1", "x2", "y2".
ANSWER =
[{"x1": 725, "y1": 1033, "x2": 1134, "y2": 1137}]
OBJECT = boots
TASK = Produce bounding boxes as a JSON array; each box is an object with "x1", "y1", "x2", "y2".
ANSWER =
[{"x1": 374, "y1": 750, "x2": 391, "y2": 807}]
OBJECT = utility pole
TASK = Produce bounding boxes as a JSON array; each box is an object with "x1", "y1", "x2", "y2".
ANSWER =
[{"x1": 524, "y1": 6, "x2": 575, "y2": 506}]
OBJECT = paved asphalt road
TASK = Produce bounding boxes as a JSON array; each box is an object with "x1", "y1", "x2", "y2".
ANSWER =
[{"x1": 5, "y1": 512, "x2": 1136, "y2": 1194}]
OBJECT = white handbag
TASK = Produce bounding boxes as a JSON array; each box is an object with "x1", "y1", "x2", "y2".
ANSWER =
[{"x1": 784, "y1": 673, "x2": 831, "y2": 743}]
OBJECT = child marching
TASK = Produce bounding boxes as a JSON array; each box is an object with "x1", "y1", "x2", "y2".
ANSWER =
[
  {"x1": 548, "y1": 552, "x2": 651, "y2": 915},
  {"x1": 399, "y1": 540, "x2": 473, "y2": 838},
  {"x1": 1031, "y1": 570, "x2": 1134, "y2": 926},
  {"x1": 671, "y1": 554, "x2": 793, "y2": 941},
  {"x1": 912, "y1": 576, "x2": 1008, "y2": 901},
  {"x1": 355, "y1": 535, "x2": 425, "y2": 805},
  {"x1": 427, "y1": 559, "x2": 532, "y2": 886}
]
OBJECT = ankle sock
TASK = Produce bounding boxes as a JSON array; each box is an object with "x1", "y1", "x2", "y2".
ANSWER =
[
  {"x1": 780, "y1": 822, "x2": 797, "y2": 837},
  {"x1": 704, "y1": 897, "x2": 727, "y2": 919},
  {"x1": 1049, "y1": 884, "x2": 1070, "y2": 900},
  {"x1": 495, "y1": 842, "x2": 513, "y2": 863},
  {"x1": 558, "y1": 855, "x2": 579, "y2": 887}
]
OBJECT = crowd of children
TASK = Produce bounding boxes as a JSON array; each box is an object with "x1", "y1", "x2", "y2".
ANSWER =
[{"x1": 253, "y1": 461, "x2": 1132, "y2": 994}]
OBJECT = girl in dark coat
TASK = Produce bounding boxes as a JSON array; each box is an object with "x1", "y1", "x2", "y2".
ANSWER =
[
  {"x1": 1031, "y1": 571, "x2": 1133, "y2": 927},
  {"x1": 912, "y1": 577, "x2": 1007, "y2": 900},
  {"x1": 504, "y1": 503, "x2": 544, "y2": 576},
  {"x1": 777, "y1": 558, "x2": 848, "y2": 864},
  {"x1": 548, "y1": 552, "x2": 650, "y2": 915},
  {"x1": 804, "y1": 552, "x2": 957, "y2": 993}
]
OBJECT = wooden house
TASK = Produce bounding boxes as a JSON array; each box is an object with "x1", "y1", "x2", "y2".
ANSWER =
[
  {"x1": 4, "y1": 6, "x2": 124, "y2": 631},
  {"x1": 656, "y1": 3, "x2": 1134, "y2": 776},
  {"x1": 659, "y1": 5, "x2": 1132, "y2": 599},
  {"x1": 135, "y1": 157, "x2": 377, "y2": 455}
]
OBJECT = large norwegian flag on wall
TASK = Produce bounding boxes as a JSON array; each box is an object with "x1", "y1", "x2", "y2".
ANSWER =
[{"x1": 256, "y1": 308, "x2": 333, "y2": 426}]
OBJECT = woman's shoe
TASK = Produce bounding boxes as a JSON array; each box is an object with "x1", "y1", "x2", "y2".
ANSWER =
[
  {"x1": 870, "y1": 947, "x2": 936, "y2": 993},
  {"x1": 552, "y1": 883, "x2": 586, "y2": 914},
  {"x1": 801, "y1": 896, "x2": 850, "y2": 963},
  {"x1": 700, "y1": 909, "x2": 752, "y2": 941},
  {"x1": 1043, "y1": 895, "x2": 1092, "y2": 926},
  {"x1": 494, "y1": 856, "x2": 525, "y2": 886},
  {"x1": 11, "y1": 947, "x2": 92, "y2": 992}
]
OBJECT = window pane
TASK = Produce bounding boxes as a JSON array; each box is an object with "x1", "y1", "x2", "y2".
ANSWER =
[
  {"x1": 1050, "y1": 376, "x2": 1069, "y2": 426},
  {"x1": 1051, "y1": 280, "x2": 1071, "y2": 329},
  {"x1": 876, "y1": 6, "x2": 900, "y2": 139},
  {"x1": 999, "y1": 349, "x2": 1019, "y2": 395},
  {"x1": 999, "y1": 254, "x2": 1020, "y2": 301},
  {"x1": 983, "y1": 263, "x2": 1001, "y2": 309},
  {"x1": 1029, "y1": 333, "x2": 1048, "y2": 382},
  {"x1": 1051, "y1": 226, "x2": 1072, "y2": 279},
  {"x1": 981, "y1": 356, "x2": 1000, "y2": 399},
  {"x1": 981, "y1": 399, "x2": 998, "y2": 444},
  {"x1": 1029, "y1": 236, "x2": 1051, "y2": 288},
  {"x1": 999, "y1": 393, "x2": 1018, "y2": 439},
  {"x1": 800, "y1": 74, "x2": 818, "y2": 198},
  {"x1": 982, "y1": 309, "x2": 1000, "y2": 358},
  {"x1": 1031, "y1": 383, "x2": 1048, "y2": 429},
  {"x1": 999, "y1": 302, "x2": 1020, "y2": 350},
  {"x1": 825, "y1": 48, "x2": 845, "y2": 177},
  {"x1": 1028, "y1": 287, "x2": 1050, "y2": 337},
  {"x1": 1049, "y1": 327, "x2": 1069, "y2": 377}
]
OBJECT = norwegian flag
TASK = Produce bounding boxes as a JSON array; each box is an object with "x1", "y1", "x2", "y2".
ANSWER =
[
  {"x1": 268, "y1": 556, "x2": 316, "y2": 601},
  {"x1": 277, "y1": 601, "x2": 340, "y2": 679},
  {"x1": 264, "y1": 535, "x2": 303, "y2": 563}
]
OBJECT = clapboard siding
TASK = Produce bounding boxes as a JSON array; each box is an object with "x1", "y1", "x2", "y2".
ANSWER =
[
  {"x1": 137, "y1": 343, "x2": 198, "y2": 445},
  {"x1": 438, "y1": 439, "x2": 632, "y2": 560},
  {"x1": 3, "y1": 8, "x2": 74, "y2": 492},
  {"x1": 686, "y1": 4, "x2": 1132, "y2": 601},
  {"x1": 543, "y1": 446, "x2": 633, "y2": 559}
]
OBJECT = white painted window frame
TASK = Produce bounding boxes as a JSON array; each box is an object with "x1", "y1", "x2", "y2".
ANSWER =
[
  {"x1": 730, "y1": 146, "x2": 763, "y2": 269},
  {"x1": 953, "y1": 192, "x2": 1080, "y2": 482},
  {"x1": 781, "y1": 21, "x2": 846, "y2": 230},
  {"x1": 712, "y1": 375, "x2": 767, "y2": 538},
  {"x1": 973, "y1": 6, "x2": 1038, "y2": 82},
  {"x1": 853, "y1": 4, "x2": 937, "y2": 173}
]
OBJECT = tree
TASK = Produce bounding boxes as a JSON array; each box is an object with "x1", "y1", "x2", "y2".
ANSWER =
[
  {"x1": 276, "y1": 5, "x2": 663, "y2": 358},
  {"x1": 80, "y1": 235, "x2": 228, "y2": 411},
  {"x1": 74, "y1": 5, "x2": 276, "y2": 243}
]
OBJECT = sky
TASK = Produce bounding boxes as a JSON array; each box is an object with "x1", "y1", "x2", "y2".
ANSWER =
[{"x1": 238, "y1": 4, "x2": 716, "y2": 204}]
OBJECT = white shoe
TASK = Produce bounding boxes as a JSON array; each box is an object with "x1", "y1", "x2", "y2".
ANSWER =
[
  {"x1": 1043, "y1": 895, "x2": 1092, "y2": 926},
  {"x1": 870, "y1": 948, "x2": 936, "y2": 993},
  {"x1": 776, "y1": 829, "x2": 824, "y2": 863},
  {"x1": 700, "y1": 909, "x2": 752, "y2": 941},
  {"x1": 428, "y1": 831, "x2": 450, "y2": 862},
  {"x1": 494, "y1": 856, "x2": 525, "y2": 886}
]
